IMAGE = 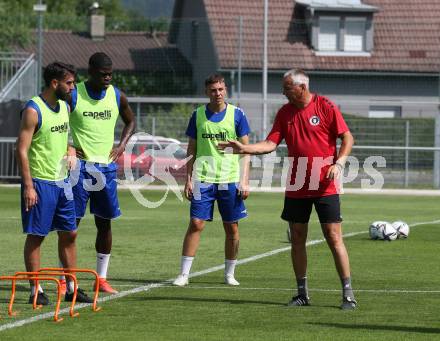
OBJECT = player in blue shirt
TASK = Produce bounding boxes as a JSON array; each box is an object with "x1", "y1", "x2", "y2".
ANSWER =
[{"x1": 173, "y1": 74, "x2": 251, "y2": 287}]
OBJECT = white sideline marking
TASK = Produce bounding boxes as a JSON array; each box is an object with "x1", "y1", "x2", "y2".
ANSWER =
[
  {"x1": 2, "y1": 183, "x2": 440, "y2": 196},
  {"x1": 1, "y1": 219, "x2": 439, "y2": 332},
  {"x1": 0, "y1": 216, "x2": 392, "y2": 224},
  {"x1": 96, "y1": 284, "x2": 440, "y2": 294},
  {"x1": 154, "y1": 285, "x2": 440, "y2": 294},
  {"x1": 117, "y1": 185, "x2": 440, "y2": 196},
  {"x1": 104, "y1": 283, "x2": 440, "y2": 294}
]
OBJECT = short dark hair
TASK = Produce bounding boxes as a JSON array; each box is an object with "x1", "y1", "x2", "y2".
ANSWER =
[
  {"x1": 89, "y1": 52, "x2": 112, "y2": 69},
  {"x1": 205, "y1": 74, "x2": 225, "y2": 88},
  {"x1": 43, "y1": 62, "x2": 76, "y2": 87}
]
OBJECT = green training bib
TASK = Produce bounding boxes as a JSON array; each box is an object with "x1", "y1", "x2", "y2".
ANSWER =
[
  {"x1": 28, "y1": 96, "x2": 69, "y2": 181},
  {"x1": 70, "y1": 82, "x2": 119, "y2": 164},
  {"x1": 195, "y1": 104, "x2": 240, "y2": 183}
]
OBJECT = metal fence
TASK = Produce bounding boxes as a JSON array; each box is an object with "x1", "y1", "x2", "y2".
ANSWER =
[
  {"x1": 3, "y1": 136, "x2": 439, "y2": 188},
  {"x1": 2, "y1": 11, "x2": 440, "y2": 189},
  {"x1": 112, "y1": 100, "x2": 440, "y2": 188},
  {"x1": 0, "y1": 52, "x2": 37, "y2": 103},
  {"x1": 0, "y1": 53, "x2": 30, "y2": 89},
  {"x1": 248, "y1": 145, "x2": 440, "y2": 190},
  {"x1": 0, "y1": 138, "x2": 19, "y2": 179}
]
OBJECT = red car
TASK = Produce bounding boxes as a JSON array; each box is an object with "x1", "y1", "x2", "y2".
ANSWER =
[{"x1": 116, "y1": 135, "x2": 188, "y2": 182}]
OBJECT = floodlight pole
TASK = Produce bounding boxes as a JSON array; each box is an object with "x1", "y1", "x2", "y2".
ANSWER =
[
  {"x1": 434, "y1": 113, "x2": 440, "y2": 188},
  {"x1": 237, "y1": 16, "x2": 243, "y2": 106},
  {"x1": 435, "y1": 73, "x2": 440, "y2": 188},
  {"x1": 33, "y1": 1, "x2": 47, "y2": 92},
  {"x1": 262, "y1": 0, "x2": 269, "y2": 139}
]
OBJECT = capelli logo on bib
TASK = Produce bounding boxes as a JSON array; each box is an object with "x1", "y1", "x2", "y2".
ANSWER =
[
  {"x1": 83, "y1": 110, "x2": 112, "y2": 120},
  {"x1": 309, "y1": 116, "x2": 320, "y2": 126},
  {"x1": 50, "y1": 122, "x2": 68, "y2": 133}
]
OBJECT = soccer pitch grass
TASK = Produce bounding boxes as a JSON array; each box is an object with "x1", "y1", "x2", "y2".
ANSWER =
[{"x1": 0, "y1": 187, "x2": 439, "y2": 340}]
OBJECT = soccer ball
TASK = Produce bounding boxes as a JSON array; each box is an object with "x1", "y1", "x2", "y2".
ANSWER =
[
  {"x1": 392, "y1": 221, "x2": 409, "y2": 239},
  {"x1": 369, "y1": 221, "x2": 387, "y2": 240},
  {"x1": 287, "y1": 227, "x2": 291, "y2": 242},
  {"x1": 382, "y1": 222, "x2": 398, "y2": 241}
]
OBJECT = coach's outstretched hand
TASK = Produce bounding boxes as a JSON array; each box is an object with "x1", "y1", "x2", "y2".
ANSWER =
[{"x1": 217, "y1": 140, "x2": 246, "y2": 154}]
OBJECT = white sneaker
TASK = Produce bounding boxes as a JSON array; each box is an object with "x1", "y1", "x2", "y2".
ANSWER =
[
  {"x1": 173, "y1": 274, "x2": 189, "y2": 287},
  {"x1": 224, "y1": 275, "x2": 240, "y2": 286}
]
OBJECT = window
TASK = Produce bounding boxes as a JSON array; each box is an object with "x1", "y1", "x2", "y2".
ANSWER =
[
  {"x1": 318, "y1": 17, "x2": 339, "y2": 51},
  {"x1": 344, "y1": 18, "x2": 365, "y2": 52},
  {"x1": 317, "y1": 16, "x2": 367, "y2": 53},
  {"x1": 369, "y1": 106, "x2": 402, "y2": 118}
]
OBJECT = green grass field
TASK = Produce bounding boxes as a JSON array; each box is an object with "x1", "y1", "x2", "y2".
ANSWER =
[{"x1": 0, "y1": 187, "x2": 439, "y2": 340}]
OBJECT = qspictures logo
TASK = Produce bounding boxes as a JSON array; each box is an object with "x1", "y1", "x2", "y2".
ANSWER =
[
  {"x1": 202, "y1": 132, "x2": 227, "y2": 141},
  {"x1": 54, "y1": 132, "x2": 388, "y2": 209},
  {"x1": 83, "y1": 110, "x2": 112, "y2": 120},
  {"x1": 50, "y1": 122, "x2": 68, "y2": 133}
]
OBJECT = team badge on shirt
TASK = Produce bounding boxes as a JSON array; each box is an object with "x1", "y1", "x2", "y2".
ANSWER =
[{"x1": 309, "y1": 115, "x2": 320, "y2": 126}]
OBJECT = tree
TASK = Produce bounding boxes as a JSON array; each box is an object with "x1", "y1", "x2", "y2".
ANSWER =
[
  {"x1": 0, "y1": 1, "x2": 34, "y2": 50},
  {"x1": 0, "y1": 0, "x2": 168, "y2": 50},
  {"x1": 121, "y1": 0, "x2": 175, "y2": 19}
]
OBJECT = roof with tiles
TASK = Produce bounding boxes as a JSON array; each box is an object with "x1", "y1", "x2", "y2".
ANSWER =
[
  {"x1": 178, "y1": 0, "x2": 440, "y2": 73},
  {"x1": 20, "y1": 30, "x2": 191, "y2": 73},
  {"x1": 296, "y1": 0, "x2": 378, "y2": 11}
]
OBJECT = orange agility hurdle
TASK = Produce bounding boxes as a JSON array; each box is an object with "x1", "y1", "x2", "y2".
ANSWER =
[
  {"x1": 39, "y1": 268, "x2": 102, "y2": 312},
  {"x1": 0, "y1": 276, "x2": 63, "y2": 322},
  {"x1": 15, "y1": 272, "x2": 78, "y2": 318}
]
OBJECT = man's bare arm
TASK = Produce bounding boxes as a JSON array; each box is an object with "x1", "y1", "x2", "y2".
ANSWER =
[
  {"x1": 335, "y1": 131, "x2": 354, "y2": 167},
  {"x1": 16, "y1": 108, "x2": 38, "y2": 211},
  {"x1": 110, "y1": 92, "x2": 136, "y2": 161},
  {"x1": 184, "y1": 137, "x2": 197, "y2": 200},
  {"x1": 326, "y1": 130, "x2": 354, "y2": 179},
  {"x1": 238, "y1": 135, "x2": 250, "y2": 199},
  {"x1": 218, "y1": 139, "x2": 277, "y2": 155}
]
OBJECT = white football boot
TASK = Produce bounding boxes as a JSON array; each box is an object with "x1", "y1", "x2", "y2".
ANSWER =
[
  {"x1": 172, "y1": 274, "x2": 189, "y2": 287},
  {"x1": 224, "y1": 275, "x2": 240, "y2": 286}
]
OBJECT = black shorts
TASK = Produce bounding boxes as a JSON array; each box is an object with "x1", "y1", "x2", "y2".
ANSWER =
[{"x1": 281, "y1": 194, "x2": 342, "y2": 224}]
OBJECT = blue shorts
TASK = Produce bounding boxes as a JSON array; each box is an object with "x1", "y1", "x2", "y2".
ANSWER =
[
  {"x1": 190, "y1": 182, "x2": 247, "y2": 222},
  {"x1": 21, "y1": 178, "x2": 77, "y2": 236},
  {"x1": 71, "y1": 163, "x2": 121, "y2": 220}
]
